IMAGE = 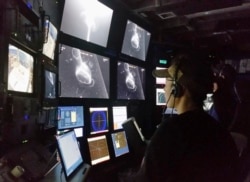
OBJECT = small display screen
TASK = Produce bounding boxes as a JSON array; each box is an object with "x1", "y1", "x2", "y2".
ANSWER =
[
  {"x1": 57, "y1": 106, "x2": 84, "y2": 130},
  {"x1": 112, "y1": 106, "x2": 128, "y2": 130},
  {"x1": 44, "y1": 70, "x2": 56, "y2": 99},
  {"x1": 42, "y1": 20, "x2": 58, "y2": 60},
  {"x1": 156, "y1": 88, "x2": 166, "y2": 106},
  {"x1": 87, "y1": 135, "x2": 110, "y2": 165},
  {"x1": 111, "y1": 131, "x2": 129, "y2": 157},
  {"x1": 117, "y1": 61, "x2": 145, "y2": 100},
  {"x1": 89, "y1": 107, "x2": 109, "y2": 134}
]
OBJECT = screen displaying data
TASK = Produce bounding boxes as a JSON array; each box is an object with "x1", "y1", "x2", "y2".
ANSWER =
[{"x1": 87, "y1": 135, "x2": 110, "y2": 165}]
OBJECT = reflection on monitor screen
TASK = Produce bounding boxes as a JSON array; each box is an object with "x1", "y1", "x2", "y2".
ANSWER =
[
  {"x1": 87, "y1": 135, "x2": 110, "y2": 165},
  {"x1": 155, "y1": 67, "x2": 166, "y2": 85},
  {"x1": 59, "y1": 44, "x2": 110, "y2": 98},
  {"x1": 89, "y1": 107, "x2": 109, "y2": 134},
  {"x1": 60, "y1": 0, "x2": 113, "y2": 47},
  {"x1": 156, "y1": 88, "x2": 166, "y2": 106},
  {"x1": 8, "y1": 44, "x2": 34, "y2": 93},
  {"x1": 117, "y1": 61, "x2": 145, "y2": 100},
  {"x1": 58, "y1": 106, "x2": 84, "y2": 130},
  {"x1": 112, "y1": 106, "x2": 127, "y2": 130},
  {"x1": 56, "y1": 131, "x2": 83, "y2": 179},
  {"x1": 121, "y1": 20, "x2": 151, "y2": 61},
  {"x1": 44, "y1": 70, "x2": 56, "y2": 99},
  {"x1": 111, "y1": 131, "x2": 129, "y2": 157},
  {"x1": 42, "y1": 20, "x2": 58, "y2": 60}
]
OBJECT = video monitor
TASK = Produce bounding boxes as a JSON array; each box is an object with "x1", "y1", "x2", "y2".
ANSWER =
[
  {"x1": 8, "y1": 43, "x2": 34, "y2": 94},
  {"x1": 156, "y1": 88, "x2": 166, "y2": 106},
  {"x1": 89, "y1": 107, "x2": 109, "y2": 135},
  {"x1": 58, "y1": 44, "x2": 110, "y2": 98},
  {"x1": 56, "y1": 130, "x2": 84, "y2": 180},
  {"x1": 155, "y1": 67, "x2": 166, "y2": 85},
  {"x1": 57, "y1": 106, "x2": 84, "y2": 130},
  {"x1": 44, "y1": 70, "x2": 56, "y2": 98},
  {"x1": 121, "y1": 20, "x2": 151, "y2": 61},
  {"x1": 42, "y1": 20, "x2": 58, "y2": 60},
  {"x1": 111, "y1": 131, "x2": 129, "y2": 157},
  {"x1": 60, "y1": 0, "x2": 113, "y2": 47},
  {"x1": 112, "y1": 106, "x2": 128, "y2": 130},
  {"x1": 87, "y1": 135, "x2": 110, "y2": 165},
  {"x1": 41, "y1": 61, "x2": 58, "y2": 107},
  {"x1": 117, "y1": 61, "x2": 145, "y2": 100}
]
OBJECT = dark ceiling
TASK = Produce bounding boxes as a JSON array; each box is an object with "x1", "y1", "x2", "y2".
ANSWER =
[{"x1": 117, "y1": 0, "x2": 250, "y2": 54}]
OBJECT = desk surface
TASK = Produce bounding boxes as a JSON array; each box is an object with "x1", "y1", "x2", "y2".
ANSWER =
[{"x1": 41, "y1": 162, "x2": 91, "y2": 182}]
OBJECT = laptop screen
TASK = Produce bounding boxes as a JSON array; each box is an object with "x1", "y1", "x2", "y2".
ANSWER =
[{"x1": 56, "y1": 130, "x2": 83, "y2": 179}]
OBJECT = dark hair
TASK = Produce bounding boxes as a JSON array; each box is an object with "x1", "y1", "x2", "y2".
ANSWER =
[{"x1": 172, "y1": 53, "x2": 214, "y2": 107}]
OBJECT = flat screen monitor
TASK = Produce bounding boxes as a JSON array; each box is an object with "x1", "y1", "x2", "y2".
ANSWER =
[
  {"x1": 155, "y1": 67, "x2": 166, "y2": 85},
  {"x1": 121, "y1": 20, "x2": 151, "y2": 61},
  {"x1": 60, "y1": 0, "x2": 113, "y2": 47},
  {"x1": 89, "y1": 107, "x2": 109, "y2": 135},
  {"x1": 112, "y1": 106, "x2": 128, "y2": 130},
  {"x1": 58, "y1": 44, "x2": 110, "y2": 98},
  {"x1": 8, "y1": 43, "x2": 34, "y2": 94},
  {"x1": 117, "y1": 61, "x2": 145, "y2": 100},
  {"x1": 44, "y1": 70, "x2": 56, "y2": 99},
  {"x1": 87, "y1": 135, "x2": 110, "y2": 165},
  {"x1": 57, "y1": 106, "x2": 84, "y2": 130},
  {"x1": 41, "y1": 61, "x2": 58, "y2": 107},
  {"x1": 156, "y1": 88, "x2": 166, "y2": 106},
  {"x1": 56, "y1": 130, "x2": 84, "y2": 180},
  {"x1": 42, "y1": 20, "x2": 58, "y2": 60},
  {"x1": 111, "y1": 131, "x2": 129, "y2": 157}
]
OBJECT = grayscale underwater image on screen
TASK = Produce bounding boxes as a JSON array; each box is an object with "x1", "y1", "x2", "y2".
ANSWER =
[
  {"x1": 59, "y1": 44, "x2": 110, "y2": 98},
  {"x1": 60, "y1": 0, "x2": 113, "y2": 47},
  {"x1": 117, "y1": 61, "x2": 145, "y2": 100},
  {"x1": 121, "y1": 20, "x2": 151, "y2": 61}
]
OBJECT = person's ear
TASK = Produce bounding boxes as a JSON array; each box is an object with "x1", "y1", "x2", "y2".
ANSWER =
[{"x1": 213, "y1": 82, "x2": 218, "y2": 92}]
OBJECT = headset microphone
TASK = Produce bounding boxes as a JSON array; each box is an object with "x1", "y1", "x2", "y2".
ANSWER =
[{"x1": 162, "y1": 92, "x2": 173, "y2": 114}]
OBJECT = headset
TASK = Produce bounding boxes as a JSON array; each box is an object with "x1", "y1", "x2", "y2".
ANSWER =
[{"x1": 171, "y1": 60, "x2": 183, "y2": 98}]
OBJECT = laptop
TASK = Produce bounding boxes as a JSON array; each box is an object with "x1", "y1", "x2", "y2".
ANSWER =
[{"x1": 56, "y1": 130, "x2": 90, "y2": 181}]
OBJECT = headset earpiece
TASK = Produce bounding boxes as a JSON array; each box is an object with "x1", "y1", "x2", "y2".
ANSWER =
[{"x1": 172, "y1": 81, "x2": 183, "y2": 97}]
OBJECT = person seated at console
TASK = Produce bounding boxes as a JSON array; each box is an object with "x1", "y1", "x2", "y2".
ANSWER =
[
  {"x1": 119, "y1": 52, "x2": 239, "y2": 182},
  {"x1": 209, "y1": 63, "x2": 237, "y2": 130}
]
